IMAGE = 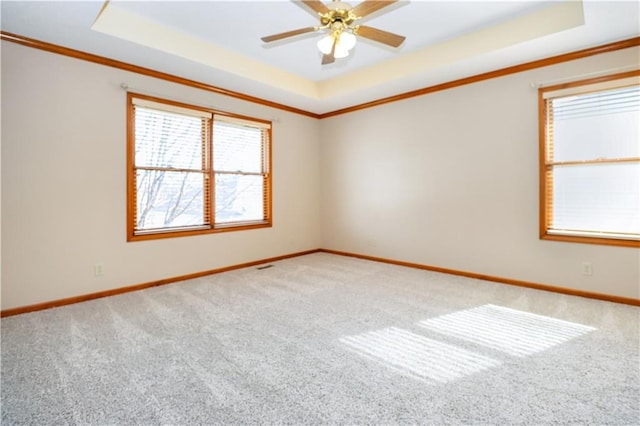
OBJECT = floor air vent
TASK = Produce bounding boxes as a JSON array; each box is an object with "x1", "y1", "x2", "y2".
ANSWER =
[{"x1": 256, "y1": 264, "x2": 274, "y2": 270}]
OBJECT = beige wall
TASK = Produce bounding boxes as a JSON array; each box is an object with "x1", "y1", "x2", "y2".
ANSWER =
[
  {"x1": 2, "y1": 41, "x2": 639, "y2": 311},
  {"x1": 320, "y1": 47, "x2": 640, "y2": 299},
  {"x1": 1, "y1": 42, "x2": 322, "y2": 310}
]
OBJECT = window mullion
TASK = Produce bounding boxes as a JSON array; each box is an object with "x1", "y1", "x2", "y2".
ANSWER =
[
  {"x1": 549, "y1": 157, "x2": 640, "y2": 167},
  {"x1": 545, "y1": 98, "x2": 555, "y2": 230},
  {"x1": 205, "y1": 117, "x2": 213, "y2": 227},
  {"x1": 135, "y1": 166, "x2": 206, "y2": 173},
  {"x1": 213, "y1": 170, "x2": 265, "y2": 176}
]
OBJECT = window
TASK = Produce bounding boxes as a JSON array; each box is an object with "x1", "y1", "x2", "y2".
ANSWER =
[
  {"x1": 127, "y1": 93, "x2": 271, "y2": 241},
  {"x1": 539, "y1": 71, "x2": 639, "y2": 247}
]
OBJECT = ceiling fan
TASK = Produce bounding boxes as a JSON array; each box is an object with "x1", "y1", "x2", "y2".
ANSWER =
[{"x1": 261, "y1": 0, "x2": 406, "y2": 65}]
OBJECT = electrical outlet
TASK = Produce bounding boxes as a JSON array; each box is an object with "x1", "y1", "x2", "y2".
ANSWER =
[
  {"x1": 94, "y1": 263, "x2": 104, "y2": 277},
  {"x1": 581, "y1": 262, "x2": 593, "y2": 276}
]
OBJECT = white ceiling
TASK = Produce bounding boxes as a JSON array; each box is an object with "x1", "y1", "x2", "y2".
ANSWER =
[{"x1": 1, "y1": 1, "x2": 639, "y2": 114}]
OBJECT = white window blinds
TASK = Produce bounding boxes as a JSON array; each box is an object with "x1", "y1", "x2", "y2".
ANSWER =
[
  {"x1": 213, "y1": 117, "x2": 270, "y2": 224},
  {"x1": 128, "y1": 94, "x2": 272, "y2": 240},
  {"x1": 543, "y1": 82, "x2": 640, "y2": 240},
  {"x1": 132, "y1": 102, "x2": 210, "y2": 233}
]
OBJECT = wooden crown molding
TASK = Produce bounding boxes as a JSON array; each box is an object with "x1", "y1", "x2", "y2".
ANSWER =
[
  {"x1": 318, "y1": 37, "x2": 640, "y2": 118},
  {"x1": 1, "y1": 31, "x2": 639, "y2": 119},
  {"x1": 0, "y1": 31, "x2": 320, "y2": 119}
]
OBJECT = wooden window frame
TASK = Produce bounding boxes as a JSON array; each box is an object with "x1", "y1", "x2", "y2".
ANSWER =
[
  {"x1": 127, "y1": 93, "x2": 272, "y2": 242},
  {"x1": 538, "y1": 70, "x2": 640, "y2": 248}
]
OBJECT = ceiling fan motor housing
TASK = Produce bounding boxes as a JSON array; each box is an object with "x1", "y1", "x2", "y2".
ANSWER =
[{"x1": 321, "y1": 2, "x2": 356, "y2": 28}]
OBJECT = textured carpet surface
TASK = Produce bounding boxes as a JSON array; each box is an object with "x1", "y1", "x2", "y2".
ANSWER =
[{"x1": 1, "y1": 253, "x2": 638, "y2": 425}]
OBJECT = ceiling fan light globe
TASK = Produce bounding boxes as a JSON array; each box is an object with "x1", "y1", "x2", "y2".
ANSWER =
[
  {"x1": 338, "y1": 31, "x2": 356, "y2": 51},
  {"x1": 317, "y1": 35, "x2": 335, "y2": 54},
  {"x1": 334, "y1": 47, "x2": 349, "y2": 59}
]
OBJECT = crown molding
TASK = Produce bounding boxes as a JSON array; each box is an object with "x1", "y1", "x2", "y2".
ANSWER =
[
  {"x1": 0, "y1": 31, "x2": 320, "y2": 119},
  {"x1": 2, "y1": 31, "x2": 639, "y2": 119},
  {"x1": 318, "y1": 36, "x2": 640, "y2": 118}
]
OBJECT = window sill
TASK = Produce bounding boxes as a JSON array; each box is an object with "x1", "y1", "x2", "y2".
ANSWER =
[
  {"x1": 540, "y1": 232, "x2": 640, "y2": 248},
  {"x1": 128, "y1": 220, "x2": 272, "y2": 242}
]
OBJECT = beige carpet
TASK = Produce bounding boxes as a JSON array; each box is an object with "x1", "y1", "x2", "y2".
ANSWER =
[{"x1": 2, "y1": 252, "x2": 638, "y2": 424}]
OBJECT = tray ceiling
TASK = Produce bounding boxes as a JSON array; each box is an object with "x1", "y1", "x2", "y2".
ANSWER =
[{"x1": 1, "y1": 1, "x2": 639, "y2": 114}]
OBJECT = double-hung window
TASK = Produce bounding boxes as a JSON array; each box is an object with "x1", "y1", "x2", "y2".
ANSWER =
[
  {"x1": 539, "y1": 72, "x2": 639, "y2": 247},
  {"x1": 127, "y1": 94, "x2": 272, "y2": 241}
]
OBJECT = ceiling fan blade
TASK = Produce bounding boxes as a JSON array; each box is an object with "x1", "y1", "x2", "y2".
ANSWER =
[
  {"x1": 300, "y1": 0, "x2": 330, "y2": 15},
  {"x1": 261, "y1": 27, "x2": 317, "y2": 43},
  {"x1": 351, "y1": 0, "x2": 398, "y2": 19},
  {"x1": 321, "y1": 38, "x2": 337, "y2": 65},
  {"x1": 356, "y1": 25, "x2": 405, "y2": 47},
  {"x1": 321, "y1": 53, "x2": 335, "y2": 65}
]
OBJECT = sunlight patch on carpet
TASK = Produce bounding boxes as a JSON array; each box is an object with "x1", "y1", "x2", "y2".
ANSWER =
[
  {"x1": 339, "y1": 327, "x2": 500, "y2": 383},
  {"x1": 418, "y1": 304, "x2": 596, "y2": 357}
]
